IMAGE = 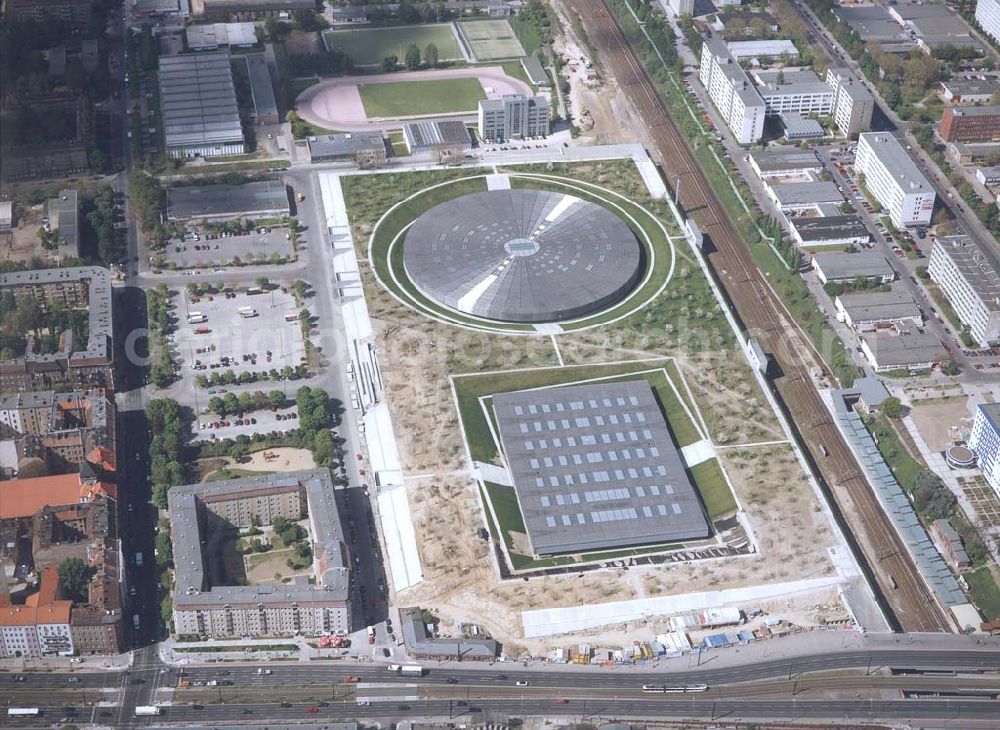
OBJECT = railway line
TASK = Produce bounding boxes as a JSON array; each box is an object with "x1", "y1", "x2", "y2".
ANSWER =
[{"x1": 571, "y1": 0, "x2": 951, "y2": 633}]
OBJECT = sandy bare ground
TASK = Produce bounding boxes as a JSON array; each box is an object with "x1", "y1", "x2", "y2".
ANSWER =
[
  {"x1": 295, "y1": 67, "x2": 533, "y2": 132},
  {"x1": 908, "y1": 396, "x2": 974, "y2": 452},
  {"x1": 240, "y1": 447, "x2": 316, "y2": 472}
]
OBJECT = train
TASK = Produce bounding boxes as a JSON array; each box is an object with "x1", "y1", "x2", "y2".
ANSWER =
[{"x1": 640, "y1": 684, "x2": 709, "y2": 693}]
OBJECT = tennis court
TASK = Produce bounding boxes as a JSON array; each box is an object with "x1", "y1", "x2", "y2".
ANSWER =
[
  {"x1": 457, "y1": 19, "x2": 525, "y2": 62},
  {"x1": 322, "y1": 23, "x2": 464, "y2": 66}
]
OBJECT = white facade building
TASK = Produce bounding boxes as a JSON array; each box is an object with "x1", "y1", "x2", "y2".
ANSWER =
[
  {"x1": 970, "y1": 403, "x2": 1000, "y2": 496},
  {"x1": 699, "y1": 40, "x2": 765, "y2": 144},
  {"x1": 478, "y1": 94, "x2": 550, "y2": 141},
  {"x1": 928, "y1": 235, "x2": 1000, "y2": 347},
  {"x1": 754, "y1": 69, "x2": 834, "y2": 117},
  {"x1": 826, "y1": 68, "x2": 874, "y2": 138},
  {"x1": 976, "y1": 0, "x2": 1000, "y2": 46},
  {"x1": 669, "y1": 0, "x2": 694, "y2": 16},
  {"x1": 855, "y1": 133, "x2": 935, "y2": 228}
]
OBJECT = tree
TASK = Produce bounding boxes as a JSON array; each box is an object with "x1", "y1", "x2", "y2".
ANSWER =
[
  {"x1": 405, "y1": 43, "x2": 421, "y2": 71},
  {"x1": 160, "y1": 594, "x2": 172, "y2": 627},
  {"x1": 381, "y1": 55, "x2": 398, "y2": 72},
  {"x1": 425, "y1": 42, "x2": 439, "y2": 68},
  {"x1": 155, "y1": 531, "x2": 173, "y2": 568},
  {"x1": 880, "y1": 396, "x2": 903, "y2": 419},
  {"x1": 88, "y1": 149, "x2": 109, "y2": 175},
  {"x1": 254, "y1": 276, "x2": 270, "y2": 291},
  {"x1": 58, "y1": 558, "x2": 93, "y2": 602},
  {"x1": 268, "y1": 390, "x2": 285, "y2": 408}
]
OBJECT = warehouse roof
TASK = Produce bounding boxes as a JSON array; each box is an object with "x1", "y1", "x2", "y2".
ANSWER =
[
  {"x1": 726, "y1": 39, "x2": 799, "y2": 60},
  {"x1": 812, "y1": 251, "x2": 895, "y2": 281},
  {"x1": 945, "y1": 104, "x2": 1000, "y2": 118},
  {"x1": 244, "y1": 52, "x2": 277, "y2": 120},
  {"x1": 167, "y1": 180, "x2": 290, "y2": 220},
  {"x1": 307, "y1": 132, "x2": 386, "y2": 159},
  {"x1": 770, "y1": 180, "x2": 842, "y2": 206},
  {"x1": 792, "y1": 215, "x2": 870, "y2": 242},
  {"x1": 158, "y1": 51, "x2": 243, "y2": 152},
  {"x1": 749, "y1": 146, "x2": 821, "y2": 172},
  {"x1": 402, "y1": 120, "x2": 472, "y2": 150},
  {"x1": 779, "y1": 113, "x2": 824, "y2": 139},
  {"x1": 836, "y1": 289, "x2": 922, "y2": 323},
  {"x1": 863, "y1": 329, "x2": 947, "y2": 368},
  {"x1": 521, "y1": 55, "x2": 548, "y2": 85},
  {"x1": 493, "y1": 380, "x2": 711, "y2": 556}
]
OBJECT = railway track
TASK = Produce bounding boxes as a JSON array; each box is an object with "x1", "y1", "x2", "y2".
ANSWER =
[{"x1": 572, "y1": 0, "x2": 951, "y2": 633}]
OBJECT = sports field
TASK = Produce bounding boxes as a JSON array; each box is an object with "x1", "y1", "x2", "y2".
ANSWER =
[
  {"x1": 358, "y1": 77, "x2": 486, "y2": 118},
  {"x1": 457, "y1": 19, "x2": 525, "y2": 61},
  {"x1": 323, "y1": 23, "x2": 463, "y2": 66}
]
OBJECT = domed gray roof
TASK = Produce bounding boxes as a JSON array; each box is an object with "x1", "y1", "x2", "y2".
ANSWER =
[{"x1": 402, "y1": 189, "x2": 642, "y2": 323}]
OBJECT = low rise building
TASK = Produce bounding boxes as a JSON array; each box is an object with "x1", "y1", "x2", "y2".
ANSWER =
[
  {"x1": 186, "y1": 22, "x2": 259, "y2": 50},
  {"x1": 834, "y1": 289, "x2": 923, "y2": 331},
  {"x1": 5, "y1": 0, "x2": 91, "y2": 27},
  {"x1": 890, "y1": 3, "x2": 981, "y2": 56},
  {"x1": 478, "y1": 94, "x2": 550, "y2": 141},
  {"x1": 306, "y1": 133, "x2": 388, "y2": 165},
  {"x1": 748, "y1": 146, "x2": 822, "y2": 180},
  {"x1": 330, "y1": 8, "x2": 369, "y2": 25},
  {"x1": 159, "y1": 51, "x2": 244, "y2": 159},
  {"x1": 200, "y1": 0, "x2": 315, "y2": 20},
  {"x1": 976, "y1": 0, "x2": 1000, "y2": 47},
  {"x1": 779, "y1": 113, "x2": 824, "y2": 141},
  {"x1": 726, "y1": 40, "x2": 798, "y2": 61},
  {"x1": 927, "y1": 235, "x2": 1000, "y2": 347},
  {"x1": 941, "y1": 105, "x2": 1000, "y2": 143},
  {"x1": 0, "y1": 201, "x2": 13, "y2": 231},
  {"x1": 767, "y1": 180, "x2": 843, "y2": 213},
  {"x1": 976, "y1": 166, "x2": 1000, "y2": 185},
  {"x1": 402, "y1": 120, "x2": 473, "y2": 154},
  {"x1": 0, "y1": 267, "x2": 114, "y2": 392},
  {"x1": 826, "y1": 68, "x2": 874, "y2": 138},
  {"x1": 166, "y1": 180, "x2": 290, "y2": 222},
  {"x1": 169, "y1": 470, "x2": 352, "y2": 639},
  {"x1": 789, "y1": 215, "x2": 871, "y2": 248},
  {"x1": 668, "y1": 0, "x2": 694, "y2": 15},
  {"x1": 521, "y1": 55, "x2": 549, "y2": 87},
  {"x1": 855, "y1": 133, "x2": 935, "y2": 228},
  {"x1": 970, "y1": 402, "x2": 1000, "y2": 496},
  {"x1": 939, "y1": 78, "x2": 1000, "y2": 104},
  {"x1": 398, "y1": 606, "x2": 498, "y2": 660},
  {"x1": 811, "y1": 251, "x2": 895, "y2": 285},
  {"x1": 243, "y1": 53, "x2": 279, "y2": 125},
  {"x1": 859, "y1": 328, "x2": 948, "y2": 372},
  {"x1": 930, "y1": 519, "x2": 971, "y2": 570},
  {"x1": 46, "y1": 190, "x2": 79, "y2": 258}
]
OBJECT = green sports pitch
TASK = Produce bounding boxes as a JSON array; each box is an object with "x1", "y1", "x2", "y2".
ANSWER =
[
  {"x1": 322, "y1": 24, "x2": 463, "y2": 66},
  {"x1": 359, "y1": 77, "x2": 486, "y2": 118}
]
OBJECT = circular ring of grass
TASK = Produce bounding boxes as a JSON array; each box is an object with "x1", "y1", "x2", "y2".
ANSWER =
[{"x1": 367, "y1": 172, "x2": 676, "y2": 335}]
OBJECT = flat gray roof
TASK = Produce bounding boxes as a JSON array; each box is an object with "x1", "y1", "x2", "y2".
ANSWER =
[
  {"x1": 398, "y1": 606, "x2": 498, "y2": 659},
  {"x1": 170, "y1": 469, "x2": 349, "y2": 609},
  {"x1": 167, "y1": 180, "x2": 290, "y2": 220},
  {"x1": 0, "y1": 266, "x2": 112, "y2": 365},
  {"x1": 750, "y1": 146, "x2": 821, "y2": 171},
  {"x1": 941, "y1": 79, "x2": 1000, "y2": 96},
  {"x1": 244, "y1": 52, "x2": 277, "y2": 120},
  {"x1": 832, "y1": 6, "x2": 905, "y2": 42},
  {"x1": 859, "y1": 133, "x2": 932, "y2": 193},
  {"x1": 770, "y1": 180, "x2": 842, "y2": 205},
  {"x1": 837, "y1": 289, "x2": 922, "y2": 322},
  {"x1": 792, "y1": 215, "x2": 870, "y2": 242},
  {"x1": 158, "y1": 51, "x2": 243, "y2": 151},
  {"x1": 947, "y1": 104, "x2": 1000, "y2": 118},
  {"x1": 493, "y1": 380, "x2": 711, "y2": 556},
  {"x1": 48, "y1": 189, "x2": 78, "y2": 254},
  {"x1": 307, "y1": 132, "x2": 386, "y2": 159},
  {"x1": 401, "y1": 120, "x2": 472, "y2": 150},
  {"x1": 864, "y1": 329, "x2": 947, "y2": 367},
  {"x1": 931, "y1": 235, "x2": 1000, "y2": 311},
  {"x1": 521, "y1": 55, "x2": 548, "y2": 85},
  {"x1": 812, "y1": 250, "x2": 894, "y2": 281}
]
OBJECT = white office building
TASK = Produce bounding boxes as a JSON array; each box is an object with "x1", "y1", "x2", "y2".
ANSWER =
[
  {"x1": 699, "y1": 40, "x2": 766, "y2": 144},
  {"x1": 928, "y1": 235, "x2": 1000, "y2": 347},
  {"x1": 478, "y1": 94, "x2": 549, "y2": 141},
  {"x1": 826, "y1": 68, "x2": 874, "y2": 138},
  {"x1": 855, "y1": 133, "x2": 935, "y2": 228},
  {"x1": 668, "y1": 0, "x2": 694, "y2": 16},
  {"x1": 970, "y1": 402, "x2": 1000, "y2": 496},
  {"x1": 754, "y1": 69, "x2": 834, "y2": 117},
  {"x1": 976, "y1": 0, "x2": 1000, "y2": 46}
]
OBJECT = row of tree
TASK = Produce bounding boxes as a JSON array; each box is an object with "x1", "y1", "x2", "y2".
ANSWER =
[
  {"x1": 207, "y1": 389, "x2": 287, "y2": 418},
  {"x1": 147, "y1": 398, "x2": 190, "y2": 509}
]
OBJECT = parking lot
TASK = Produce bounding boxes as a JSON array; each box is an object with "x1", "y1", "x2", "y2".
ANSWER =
[
  {"x1": 163, "y1": 228, "x2": 294, "y2": 269},
  {"x1": 194, "y1": 403, "x2": 301, "y2": 442},
  {"x1": 170, "y1": 287, "x2": 307, "y2": 389}
]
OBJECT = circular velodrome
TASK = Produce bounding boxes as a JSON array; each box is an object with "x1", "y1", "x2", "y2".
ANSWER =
[{"x1": 402, "y1": 189, "x2": 642, "y2": 323}]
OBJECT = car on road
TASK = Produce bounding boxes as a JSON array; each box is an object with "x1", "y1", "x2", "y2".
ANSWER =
[
  {"x1": 68, "y1": 677, "x2": 80, "y2": 683},
  {"x1": 446, "y1": 677, "x2": 458, "y2": 684},
  {"x1": 515, "y1": 680, "x2": 530, "y2": 686},
  {"x1": 305, "y1": 707, "x2": 318, "y2": 714}
]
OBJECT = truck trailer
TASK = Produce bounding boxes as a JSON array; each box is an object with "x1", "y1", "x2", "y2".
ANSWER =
[{"x1": 134, "y1": 706, "x2": 162, "y2": 716}]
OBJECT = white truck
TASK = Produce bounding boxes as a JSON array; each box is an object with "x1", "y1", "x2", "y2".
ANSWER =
[
  {"x1": 256, "y1": 667, "x2": 272, "y2": 675},
  {"x1": 134, "y1": 552, "x2": 143, "y2": 567},
  {"x1": 187, "y1": 312, "x2": 207, "y2": 324},
  {"x1": 387, "y1": 664, "x2": 425, "y2": 676},
  {"x1": 134, "y1": 706, "x2": 161, "y2": 716}
]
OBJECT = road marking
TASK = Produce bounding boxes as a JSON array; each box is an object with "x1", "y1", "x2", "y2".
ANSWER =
[{"x1": 551, "y1": 335, "x2": 564, "y2": 366}]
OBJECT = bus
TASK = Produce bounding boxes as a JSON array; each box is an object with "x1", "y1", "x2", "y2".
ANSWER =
[
  {"x1": 238, "y1": 307, "x2": 258, "y2": 318},
  {"x1": 640, "y1": 684, "x2": 708, "y2": 693},
  {"x1": 187, "y1": 312, "x2": 207, "y2": 324},
  {"x1": 7, "y1": 709, "x2": 40, "y2": 716}
]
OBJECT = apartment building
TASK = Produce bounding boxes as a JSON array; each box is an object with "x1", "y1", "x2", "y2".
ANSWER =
[
  {"x1": 0, "y1": 267, "x2": 114, "y2": 391},
  {"x1": 478, "y1": 95, "x2": 550, "y2": 141},
  {"x1": 754, "y1": 69, "x2": 834, "y2": 117},
  {"x1": 928, "y1": 235, "x2": 1000, "y2": 347},
  {"x1": 976, "y1": 0, "x2": 1000, "y2": 47},
  {"x1": 970, "y1": 402, "x2": 1000, "y2": 496},
  {"x1": 699, "y1": 39, "x2": 765, "y2": 144},
  {"x1": 940, "y1": 105, "x2": 1000, "y2": 143},
  {"x1": 170, "y1": 471, "x2": 352, "y2": 639},
  {"x1": 826, "y1": 68, "x2": 874, "y2": 138},
  {"x1": 855, "y1": 133, "x2": 935, "y2": 228}
]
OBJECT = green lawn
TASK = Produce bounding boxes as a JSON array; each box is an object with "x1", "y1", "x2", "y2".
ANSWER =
[
  {"x1": 323, "y1": 24, "x2": 462, "y2": 66},
  {"x1": 866, "y1": 415, "x2": 923, "y2": 490},
  {"x1": 359, "y1": 77, "x2": 486, "y2": 118},
  {"x1": 689, "y1": 458, "x2": 737, "y2": 520},
  {"x1": 966, "y1": 567, "x2": 1000, "y2": 621},
  {"x1": 204, "y1": 467, "x2": 271, "y2": 483}
]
